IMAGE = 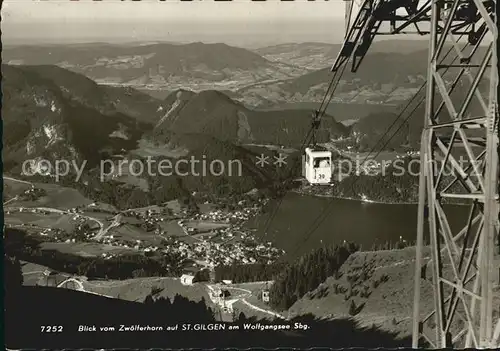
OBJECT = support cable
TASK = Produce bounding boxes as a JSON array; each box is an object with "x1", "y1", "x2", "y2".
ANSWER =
[
  {"x1": 261, "y1": 58, "x2": 351, "y2": 234},
  {"x1": 285, "y1": 33, "x2": 470, "y2": 258}
]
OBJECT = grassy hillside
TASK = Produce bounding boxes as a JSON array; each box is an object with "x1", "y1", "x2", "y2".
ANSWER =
[{"x1": 288, "y1": 247, "x2": 500, "y2": 344}]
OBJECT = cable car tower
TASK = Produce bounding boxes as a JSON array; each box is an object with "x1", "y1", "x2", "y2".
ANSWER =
[{"x1": 310, "y1": 0, "x2": 499, "y2": 347}]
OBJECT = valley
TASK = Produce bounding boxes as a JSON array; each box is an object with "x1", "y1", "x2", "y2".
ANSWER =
[{"x1": 3, "y1": 39, "x2": 497, "y2": 349}]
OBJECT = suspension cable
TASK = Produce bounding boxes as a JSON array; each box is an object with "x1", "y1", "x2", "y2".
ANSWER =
[
  {"x1": 261, "y1": 57, "x2": 350, "y2": 234},
  {"x1": 261, "y1": 126, "x2": 316, "y2": 233},
  {"x1": 285, "y1": 30, "x2": 472, "y2": 258},
  {"x1": 288, "y1": 93, "x2": 426, "y2": 259}
]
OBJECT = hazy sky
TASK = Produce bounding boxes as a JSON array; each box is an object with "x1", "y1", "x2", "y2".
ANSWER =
[{"x1": 2, "y1": 1, "x2": 350, "y2": 47}]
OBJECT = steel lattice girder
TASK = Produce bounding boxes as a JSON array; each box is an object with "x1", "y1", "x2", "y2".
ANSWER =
[
  {"x1": 411, "y1": 0, "x2": 499, "y2": 348},
  {"x1": 330, "y1": 0, "x2": 498, "y2": 348},
  {"x1": 333, "y1": 0, "x2": 489, "y2": 73}
]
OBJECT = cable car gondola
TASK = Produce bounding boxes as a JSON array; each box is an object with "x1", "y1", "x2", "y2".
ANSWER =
[
  {"x1": 302, "y1": 147, "x2": 332, "y2": 185},
  {"x1": 301, "y1": 110, "x2": 333, "y2": 185}
]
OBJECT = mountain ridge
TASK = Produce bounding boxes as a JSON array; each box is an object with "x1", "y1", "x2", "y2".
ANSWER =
[
  {"x1": 154, "y1": 88, "x2": 349, "y2": 146},
  {"x1": 2, "y1": 64, "x2": 154, "y2": 171}
]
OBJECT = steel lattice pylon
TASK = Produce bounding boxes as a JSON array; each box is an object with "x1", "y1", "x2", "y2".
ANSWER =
[
  {"x1": 332, "y1": 0, "x2": 499, "y2": 348},
  {"x1": 411, "y1": 0, "x2": 499, "y2": 348}
]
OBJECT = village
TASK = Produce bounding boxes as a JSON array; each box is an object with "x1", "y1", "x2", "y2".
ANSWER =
[
  {"x1": 4, "y1": 195, "x2": 284, "y2": 272},
  {"x1": 98, "y1": 200, "x2": 284, "y2": 268}
]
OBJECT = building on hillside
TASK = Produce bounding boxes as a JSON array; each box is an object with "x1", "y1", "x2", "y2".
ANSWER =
[
  {"x1": 262, "y1": 290, "x2": 270, "y2": 302},
  {"x1": 180, "y1": 274, "x2": 195, "y2": 286},
  {"x1": 210, "y1": 286, "x2": 223, "y2": 304},
  {"x1": 209, "y1": 268, "x2": 216, "y2": 283},
  {"x1": 40, "y1": 270, "x2": 58, "y2": 287},
  {"x1": 222, "y1": 302, "x2": 233, "y2": 314}
]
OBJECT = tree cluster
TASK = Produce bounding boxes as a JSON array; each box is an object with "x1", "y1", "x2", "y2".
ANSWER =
[
  {"x1": 330, "y1": 157, "x2": 419, "y2": 203},
  {"x1": 214, "y1": 262, "x2": 287, "y2": 283},
  {"x1": 143, "y1": 293, "x2": 215, "y2": 323},
  {"x1": 43, "y1": 162, "x2": 259, "y2": 211},
  {"x1": 4, "y1": 254, "x2": 24, "y2": 312},
  {"x1": 4, "y1": 228, "x2": 183, "y2": 280},
  {"x1": 269, "y1": 243, "x2": 358, "y2": 311},
  {"x1": 331, "y1": 156, "x2": 468, "y2": 204},
  {"x1": 193, "y1": 269, "x2": 211, "y2": 283}
]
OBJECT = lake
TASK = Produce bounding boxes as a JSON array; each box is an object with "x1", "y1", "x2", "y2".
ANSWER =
[
  {"x1": 247, "y1": 192, "x2": 470, "y2": 257},
  {"x1": 256, "y1": 102, "x2": 397, "y2": 122}
]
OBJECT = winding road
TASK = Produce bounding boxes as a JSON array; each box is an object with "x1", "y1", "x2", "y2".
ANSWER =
[
  {"x1": 92, "y1": 214, "x2": 121, "y2": 240},
  {"x1": 4, "y1": 196, "x2": 20, "y2": 206},
  {"x1": 4, "y1": 176, "x2": 118, "y2": 240},
  {"x1": 206, "y1": 284, "x2": 286, "y2": 320},
  {"x1": 6, "y1": 205, "x2": 106, "y2": 237},
  {"x1": 4, "y1": 176, "x2": 33, "y2": 186},
  {"x1": 56, "y1": 278, "x2": 113, "y2": 298},
  {"x1": 3, "y1": 176, "x2": 33, "y2": 205},
  {"x1": 21, "y1": 269, "x2": 111, "y2": 298}
]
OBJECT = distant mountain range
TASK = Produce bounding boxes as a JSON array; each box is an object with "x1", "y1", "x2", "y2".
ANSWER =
[
  {"x1": 3, "y1": 57, "x2": 484, "y2": 168},
  {"x1": 2, "y1": 38, "x2": 487, "y2": 202},
  {"x1": 233, "y1": 49, "x2": 427, "y2": 110},
  {"x1": 4, "y1": 40, "x2": 435, "y2": 113},
  {"x1": 238, "y1": 42, "x2": 488, "y2": 118},
  {"x1": 3, "y1": 42, "x2": 308, "y2": 93},
  {"x1": 235, "y1": 40, "x2": 430, "y2": 109}
]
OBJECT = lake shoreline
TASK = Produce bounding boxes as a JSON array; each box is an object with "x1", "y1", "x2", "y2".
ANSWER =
[
  {"x1": 291, "y1": 189, "x2": 416, "y2": 205},
  {"x1": 291, "y1": 189, "x2": 468, "y2": 206},
  {"x1": 250, "y1": 190, "x2": 469, "y2": 256}
]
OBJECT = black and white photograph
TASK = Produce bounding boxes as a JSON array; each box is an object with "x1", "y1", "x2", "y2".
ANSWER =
[{"x1": 2, "y1": 0, "x2": 499, "y2": 349}]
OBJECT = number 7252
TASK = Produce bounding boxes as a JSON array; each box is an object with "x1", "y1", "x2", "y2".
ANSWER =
[{"x1": 40, "y1": 326, "x2": 63, "y2": 332}]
